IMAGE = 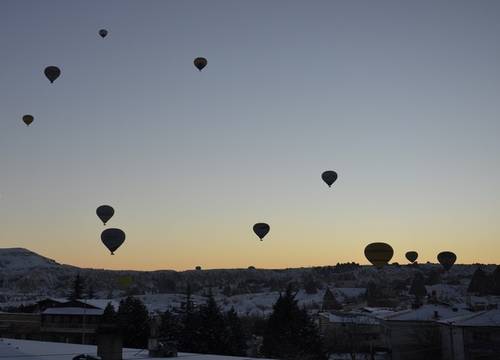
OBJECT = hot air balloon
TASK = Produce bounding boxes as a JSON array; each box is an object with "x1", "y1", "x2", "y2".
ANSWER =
[
  {"x1": 193, "y1": 57, "x2": 207, "y2": 71},
  {"x1": 96, "y1": 205, "x2": 114, "y2": 225},
  {"x1": 253, "y1": 223, "x2": 270, "y2": 241},
  {"x1": 99, "y1": 29, "x2": 108, "y2": 38},
  {"x1": 405, "y1": 251, "x2": 418, "y2": 264},
  {"x1": 22, "y1": 115, "x2": 34, "y2": 126},
  {"x1": 44, "y1": 66, "x2": 61, "y2": 83},
  {"x1": 321, "y1": 171, "x2": 338, "y2": 188},
  {"x1": 437, "y1": 251, "x2": 456, "y2": 271},
  {"x1": 101, "y1": 228, "x2": 125, "y2": 255},
  {"x1": 364, "y1": 242, "x2": 394, "y2": 269}
]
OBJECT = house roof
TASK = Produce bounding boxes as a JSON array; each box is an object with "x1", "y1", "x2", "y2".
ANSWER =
[
  {"x1": 440, "y1": 309, "x2": 500, "y2": 327},
  {"x1": 360, "y1": 307, "x2": 395, "y2": 318},
  {"x1": 384, "y1": 305, "x2": 470, "y2": 322},
  {"x1": 319, "y1": 312, "x2": 380, "y2": 325},
  {"x1": 0, "y1": 338, "x2": 270, "y2": 360},
  {"x1": 42, "y1": 307, "x2": 104, "y2": 316}
]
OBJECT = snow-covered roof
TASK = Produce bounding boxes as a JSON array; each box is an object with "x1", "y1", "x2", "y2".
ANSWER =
[
  {"x1": 42, "y1": 307, "x2": 104, "y2": 316},
  {"x1": 319, "y1": 312, "x2": 380, "y2": 325},
  {"x1": 468, "y1": 295, "x2": 500, "y2": 305},
  {"x1": 0, "y1": 338, "x2": 270, "y2": 360},
  {"x1": 361, "y1": 307, "x2": 395, "y2": 318},
  {"x1": 80, "y1": 299, "x2": 119, "y2": 310},
  {"x1": 439, "y1": 309, "x2": 500, "y2": 327},
  {"x1": 384, "y1": 305, "x2": 471, "y2": 322}
]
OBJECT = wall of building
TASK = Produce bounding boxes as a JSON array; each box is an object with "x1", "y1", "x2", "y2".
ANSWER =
[
  {"x1": 440, "y1": 325, "x2": 465, "y2": 360},
  {"x1": 383, "y1": 321, "x2": 441, "y2": 360},
  {"x1": 0, "y1": 313, "x2": 41, "y2": 340},
  {"x1": 462, "y1": 326, "x2": 500, "y2": 360}
]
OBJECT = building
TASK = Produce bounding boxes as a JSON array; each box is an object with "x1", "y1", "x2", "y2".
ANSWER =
[
  {"x1": 41, "y1": 306, "x2": 104, "y2": 344},
  {"x1": 0, "y1": 338, "x2": 273, "y2": 360},
  {"x1": 0, "y1": 312, "x2": 41, "y2": 340},
  {"x1": 440, "y1": 309, "x2": 500, "y2": 360},
  {"x1": 318, "y1": 311, "x2": 389, "y2": 358},
  {"x1": 381, "y1": 304, "x2": 471, "y2": 360},
  {"x1": 0, "y1": 298, "x2": 112, "y2": 345}
]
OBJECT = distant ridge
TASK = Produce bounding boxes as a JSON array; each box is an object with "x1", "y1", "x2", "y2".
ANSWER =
[{"x1": 0, "y1": 247, "x2": 62, "y2": 270}]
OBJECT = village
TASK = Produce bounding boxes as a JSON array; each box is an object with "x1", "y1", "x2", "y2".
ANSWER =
[{"x1": 1, "y1": 248, "x2": 499, "y2": 359}]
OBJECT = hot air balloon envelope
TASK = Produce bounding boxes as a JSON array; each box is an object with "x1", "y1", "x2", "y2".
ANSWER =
[
  {"x1": 193, "y1": 57, "x2": 207, "y2": 71},
  {"x1": 22, "y1": 115, "x2": 34, "y2": 126},
  {"x1": 96, "y1": 205, "x2": 114, "y2": 225},
  {"x1": 101, "y1": 228, "x2": 125, "y2": 255},
  {"x1": 99, "y1": 29, "x2": 108, "y2": 38},
  {"x1": 437, "y1": 251, "x2": 456, "y2": 271},
  {"x1": 253, "y1": 223, "x2": 270, "y2": 240},
  {"x1": 364, "y1": 242, "x2": 394, "y2": 269},
  {"x1": 44, "y1": 66, "x2": 61, "y2": 83},
  {"x1": 322, "y1": 171, "x2": 338, "y2": 187},
  {"x1": 405, "y1": 251, "x2": 418, "y2": 264}
]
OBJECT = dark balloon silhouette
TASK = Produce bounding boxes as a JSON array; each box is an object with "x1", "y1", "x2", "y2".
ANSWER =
[
  {"x1": 321, "y1": 171, "x2": 338, "y2": 188},
  {"x1": 22, "y1": 115, "x2": 34, "y2": 126},
  {"x1": 96, "y1": 205, "x2": 114, "y2": 225},
  {"x1": 437, "y1": 251, "x2": 456, "y2": 271},
  {"x1": 193, "y1": 57, "x2": 207, "y2": 71},
  {"x1": 99, "y1": 29, "x2": 108, "y2": 38},
  {"x1": 405, "y1": 251, "x2": 418, "y2": 264},
  {"x1": 101, "y1": 228, "x2": 125, "y2": 255},
  {"x1": 364, "y1": 242, "x2": 394, "y2": 268},
  {"x1": 44, "y1": 66, "x2": 61, "y2": 83},
  {"x1": 195, "y1": 266, "x2": 202, "y2": 271},
  {"x1": 253, "y1": 223, "x2": 270, "y2": 241}
]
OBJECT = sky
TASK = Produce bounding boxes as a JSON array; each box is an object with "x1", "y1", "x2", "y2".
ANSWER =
[{"x1": 1, "y1": 0, "x2": 500, "y2": 270}]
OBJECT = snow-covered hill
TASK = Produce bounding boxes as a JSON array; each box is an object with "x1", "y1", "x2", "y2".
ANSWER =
[
  {"x1": 0, "y1": 248, "x2": 62, "y2": 271},
  {"x1": 0, "y1": 247, "x2": 496, "y2": 312}
]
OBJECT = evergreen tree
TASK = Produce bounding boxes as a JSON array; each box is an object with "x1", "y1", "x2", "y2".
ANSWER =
[
  {"x1": 117, "y1": 296, "x2": 150, "y2": 348},
  {"x1": 322, "y1": 288, "x2": 342, "y2": 311},
  {"x1": 86, "y1": 284, "x2": 96, "y2": 299},
  {"x1": 179, "y1": 284, "x2": 201, "y2": 352},
  {"x1": 197, "y1": 291, "x2": 227, "y2": 355},
  {"x1": 491, "y1": 266, "x2": 500, "y2": 295},
  {"x1": 101, "y1": 302, "x2": 117, "y2": 324},
  {"x1": 409, "y1": 273, "x2": 427, "y2": 298},
  {"x1": 425, "y1": 270, "x2": 441, "y2": 285},
  {"x1": 365, "y1": 281, "x2": 381, "y2": 307},
  {"x1": 97, "y1": 302, "x2": 119, "y2": 336},
  {"x1": 159, "y1": 310, "x2": 181, "y2": 343},
  {"x1": 69, "y1": 274, "x2": 85, "y2": 300},
  {"x1": 262, "y1": 285, "x2": 327, "y2": 360},
  {"x1": 224, "y1": 308, "x2": 247, "y2": 356},
  {"x1": 467, "y1": 268, "x2": 489, "y2": 295}
]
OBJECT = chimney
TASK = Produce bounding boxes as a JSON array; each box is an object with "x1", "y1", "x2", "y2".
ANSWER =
[{"x1": 97, "y1": 325, "x2": 122, "y2": 360}]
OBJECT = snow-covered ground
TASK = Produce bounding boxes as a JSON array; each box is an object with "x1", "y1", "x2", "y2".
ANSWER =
[{"x1": 133, "y1": 288, "x2": 366, "y2": 316}]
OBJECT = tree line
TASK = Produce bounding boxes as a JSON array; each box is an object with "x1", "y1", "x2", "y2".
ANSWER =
[{"x1": 99, "y1": 284, "x2": 327, "y2": 359}]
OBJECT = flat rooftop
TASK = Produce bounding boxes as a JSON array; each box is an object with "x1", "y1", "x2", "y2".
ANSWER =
[{"x1": 0, "y1": 338, "x2": 270, "y2": 360}]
